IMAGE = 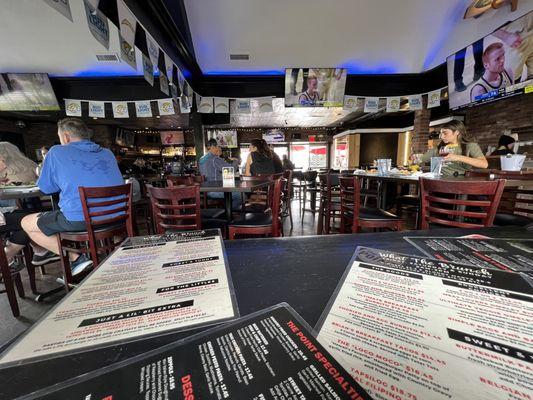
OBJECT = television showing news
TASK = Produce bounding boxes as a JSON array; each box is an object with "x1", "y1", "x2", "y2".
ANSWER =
[
  {"x1": 285, "y1": 68, "x2": 347, "y2": 107},
  {"x1": 0, "y1": 73, "x2": 59, "y2": 111},
  {"x1": 160, "y1": 131, "x2": 184, "y2": 145},
  {"x1": 447, "y1": 11, "x2": 533, "y2": 110},
  {"x1": 207, "y1": 129, "x2": 238, "y2": 148}
]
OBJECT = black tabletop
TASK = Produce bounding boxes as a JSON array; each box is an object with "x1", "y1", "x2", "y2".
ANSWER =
[
  {"x1": 199, "y1": 180, "x2": 271, "y2": 192},
  {"x1": 1, "y1": 226, "x2": 530, "y2": 398}
]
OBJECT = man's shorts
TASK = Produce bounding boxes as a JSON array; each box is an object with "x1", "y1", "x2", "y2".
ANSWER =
[{"x1": 37, "y1": 210, "x2": 87, "y2": 236}]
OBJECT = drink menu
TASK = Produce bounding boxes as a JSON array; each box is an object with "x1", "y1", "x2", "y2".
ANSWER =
[
  {"x1": 0, "y1": 230, "x2": 238, "y2": 366},
  {"x1": 316, "y1": 247, "x2": 533, "y2": 400},
  {"x1": 405, "y1": 236, "x2": 533, "y2": 277},
  {"x1": 19, "y1": 304, "x2": 372, "y2": 400}
]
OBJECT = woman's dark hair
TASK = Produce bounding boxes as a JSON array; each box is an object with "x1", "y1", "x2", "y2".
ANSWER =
[
  {"x1": 250, "y1": 139, "x2": 274, "y2": 159},
  {"x1": 497, "y1": 134, "x2": 515, "y2": 148},
  {"x1": 437, "y1": 120, "x2": 472, "y2": 155}
]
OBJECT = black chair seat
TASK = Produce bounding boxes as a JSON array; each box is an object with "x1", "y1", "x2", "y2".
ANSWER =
[
  {"x1": 201, "y1": 208, "x2": 225, "y2": 219},
  {"x1": 201, "y1": 218, "x2": 228, "y2": 231},
  {"x1": 230, "y1": 212, "x2": 272, "y2": 227},
  {"x1": 397, "y1": 194, "x2": 419, "y2": 207},
  {"x1": 61, "y1": 222, "x2": 125, "y2": 237},
  {"x1": 493, "y1": 213, "x2": 533, "y2": 227},
  {"x1": 345, "y1": 207, "x2": 400, "y2": 221}
]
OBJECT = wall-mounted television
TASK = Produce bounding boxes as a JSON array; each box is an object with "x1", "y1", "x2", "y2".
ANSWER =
[
  {"x1": 207, "y1": 129, "x2": 238, "y2": 148},
  {"x1": 447, "y1": 11, "x2": 533, "y2": 110},
  {"x1": 160, "y1": 131, "x2": 184, "y2": 145},
  {"x1": 263, "y1": 129, "x2": 285, "y2": 143},
  {"x1": 285, "y1": 68, "x2": 347, "y2": 107},
  {"x1": 0, "y1": 73, "x2": 59, "y2": 111}
]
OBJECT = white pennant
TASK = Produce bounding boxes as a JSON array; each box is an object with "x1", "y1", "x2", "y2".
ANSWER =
[
  {"x1": 408, "y1": 94, "x2": 423, "y2": 110},
  {"x1": 112, "y1": 101, "x2": 129, "y2": 118},
  {"x1": 235, "y1": 99, "x2": 251, "y2": 114},
  {"x1": 163, "y1": 53, "x2": 173, "y2": 80},
  {"x1": 142, "y1": 54, "x2": 154, "y2": 86},
  {"x1": 64, "y1": 99, "x2": 82, "y2": 116},
  {"x1": 214, "y1": 97, "x2": 229, "y2": 113},
  {"x1": 159, "y1": 74, "x2": 169, "y2": 95},
  {"x1": 364, "y1": 97, "x2": 379, "y2": 113},
  {"x1": 135, "y1": 101, "x2": 152, "y2": 117},
  {"x1": 427, "y1": 89, "x2": 441, "y2": 109},
  {"x1": 116, "y1": 0, "x2": 136, "y2": 47},
  {"x1": 257, "y1": 97, "x2": 273, "y2": 113},
  {"x1": 88, "y1": 101, "x2": 105, "y2": 118},
  {"x1": 157, "y1": 99, "x2": 175, "y2": 116},
  {"x1": 43, "y1": 0, "x2": 73, "y2": 21},
  {"x1": 343, "y1": 95, "x2": 359, "y2": 111},
  {"x1": 386, "y1": 97, "x2": 401, "y2": 112},
  {"x1": 179, "y1": 97, "x2": 191, "y2": 113},
  {"x1": 145, "y1": 32, "x2": 159, "y2": 72},
  {"x1": 196, "y1": 95, "x2": 214, "y2": 113}
]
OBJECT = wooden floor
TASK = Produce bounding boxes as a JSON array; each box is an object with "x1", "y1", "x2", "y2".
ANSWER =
[{"x1": 0, "y1": 198, "x2": 414, "y2": 347}]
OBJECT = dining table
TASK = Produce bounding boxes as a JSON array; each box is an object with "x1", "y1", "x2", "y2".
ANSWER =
[{"x1": 0, "y1": 225, "x2": 531, "y2": 399}]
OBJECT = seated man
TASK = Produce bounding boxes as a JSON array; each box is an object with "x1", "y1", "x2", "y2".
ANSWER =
[
  {"x1": 21, "y1": 118, "x2": 124, "y2": 275},
  {"x1": 198, "y1": 139, "x2": 242, "y2": 210}
]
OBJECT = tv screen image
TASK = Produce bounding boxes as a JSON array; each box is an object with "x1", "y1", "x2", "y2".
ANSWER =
[
  {"x1": 207, "y1": 129, "x2": 238, "y2": 148},
  {"x1": 0, "y1": 73, "x2": 59, "y2": 111},
  {"x1": 447, "y1": 11, "x2": 533, "y2": 110},
  {"x1": 285, "y1": 68, "x2": 347, "y2": 107},
  {"x1": 160, "y1": 131, "x2": 184, "y2": 145}
]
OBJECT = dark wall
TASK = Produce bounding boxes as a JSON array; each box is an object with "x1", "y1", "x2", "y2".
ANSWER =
[{"x1": 359, "y1": 133, "x2": 399, "y2": 165}]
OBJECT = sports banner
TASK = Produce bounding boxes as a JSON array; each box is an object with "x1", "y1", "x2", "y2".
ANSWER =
[
  {"x1": 214, "y1": 97, "x2": 229, "y2": 113},
  {"x1": 43, "y1": 0, "x2": 73, "y2": 21},
  {"x1": 427, "y1": 89, "x2": 441, "y2": 108},
  {"x1": 145, "y1": 31, "x2": 159, "y2": 72},
  {"x1": 135, "y1": 101, "x2": 152, "y2": 117},
  {"x1": 88, "y1": 101, "x2": 105, "y2": 118},
  {"x1": 83, "y1": 0, "x2": 109, "y2": 49},
  {"x1": 64, "y1": 99, "x2": 81, "y2": 116},
  {"x1": 386, "y1": 97, "x2": 401, "y2": 112},
  {"x1": 142, "y1": 55, "x2": 154, "y2": 86},
  {"x1": 112, "y1": 101, "x2": 129, "y2": 118},
  {"x1": 159, "y1": 74, "x2": 169, "y2": 96},
  {"x1": 235, "y1": 98, "x2": 251, "y2": 114},
  {"x1": 408, "y1": 94, "x2": 423, "y2": 110},
  {"x1": 363, "y1": 97, "x2": 379, "y2": 113},
  {"x1": 256, "y1": 96, "x2": 273, "y2": 113},
  {"x1": 157, "y1": 99, "x2": 175, "y2": 116},
  {"x1": 196, "y1": 95, "x2": 214, "y2": 113}
]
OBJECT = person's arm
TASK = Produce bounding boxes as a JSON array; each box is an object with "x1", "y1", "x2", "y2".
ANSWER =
[
  {"x1": 244, "y1": 154, "x2": 252, "y2": 176},
  {"x1": 213, "y1": 155, "x2": 233, "y2": 174},
  {"x1": 443, "y1": 143, "x2": 488, "y2": 169},
  {"x1": 492, "y1": 29, "x2": 522, "y2": 48},
  {"x1": 414, "y1": 148, "x2": 436, "y2": 164},
  {"x1": 36, "y1": 150, "x2": 60, "y2": 194},
  {"x1": 471, "y1": 84, "x2": 486, "y2": 102}
]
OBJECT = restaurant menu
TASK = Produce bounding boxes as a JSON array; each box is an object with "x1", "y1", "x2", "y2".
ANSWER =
[
  {"x1": 316, "y1": 246, "x2": 533, "y2": 400},
  {"x1": 405, "y1": 236, "x2": 533, "y2": 277},
  {"x1": 19, "y1": 304, "x2": 372, "y2": 400},
  {"x1": 0, "y1": 229, "x2": 238, "y2": 366}
]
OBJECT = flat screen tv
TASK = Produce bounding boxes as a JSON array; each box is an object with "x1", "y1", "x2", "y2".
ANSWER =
[
  {"x1": 0, "y1": 73, "x2": 59, "y2": 111},
  {"x1": 160, "y1": 131, "x2": 184, "y2": 145},
  {"x1": 285, "y1": 68, "x2": 347, "y2": 107},
  {"x1": 207, "y1": 129, "x2": 238, "y2": 148},
  {"x1": 447, "y1": 11, "x2": 533, "y2": 110}
]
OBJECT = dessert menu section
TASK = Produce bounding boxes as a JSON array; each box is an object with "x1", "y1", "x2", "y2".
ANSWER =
[
  {"x1": 20, "y1": 304, "x2": 372, "y2": 400},
  {"x1": 316, "y1": 247, "x2": 533, "y2": 400},
  {"x1": 404, "y1": 236, "x2": 533, "y2": 277},
  {"x1": 0, "y1": 230, "x2": 238, "y2": 366}
]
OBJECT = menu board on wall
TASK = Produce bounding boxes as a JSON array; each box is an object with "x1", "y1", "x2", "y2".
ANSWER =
[
  {"x1": 22, "y1": 304, "x2": 372, "y2": 400},
  {"x1": 0, "y1": 230, "x2": 238, "y2": 367},
  {"x1": 316, "y1": 246, "x2": 533, "y2": 400},
  {"x1": 404, "y1": 236, "x2": 533, "y2": 277}
]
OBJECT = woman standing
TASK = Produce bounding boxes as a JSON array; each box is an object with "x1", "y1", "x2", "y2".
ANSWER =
[
  {"x1": 244, "y1": 139, "x2": 283, "y2": 176},
  {"x1": 413, "y1": 120, "x2": 488, "y2": 176}
]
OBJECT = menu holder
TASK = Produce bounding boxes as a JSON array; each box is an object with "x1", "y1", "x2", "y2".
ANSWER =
[
  {"x1": 404, "y1": 236, "x2": 533, "y2": 279},
  {"x1": 16, "y1": 304, "x2": 372, "y2": 400},
  {"x1": 0, "y1": 229, "x2": 239, "y2": 368},
  {"x1": 315, "y1": 246, "x2": 533, "y2": 400},
  {"x1": 222, "y1": 167, "x2": 235, "y2": 187}
]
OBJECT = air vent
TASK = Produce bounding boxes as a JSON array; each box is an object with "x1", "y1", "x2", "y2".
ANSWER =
[
  {"x1": 229, "y1": 54, "x2": 250, "y2": 61},
  {"x1": 96, "y1": 53, "x2": 120, "y2": 62}
]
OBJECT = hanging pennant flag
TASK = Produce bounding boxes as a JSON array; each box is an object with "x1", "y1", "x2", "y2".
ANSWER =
[
  {"x1": 163, "y1": 53, "x2": 173, "y2": 81},
  {"x1": 88, "y1": 101, "x2": 105, "y2": 118},
  {"x1": 112, "y1": 101, "x2": 129, "y2": 118},
  {"x1": 257, "y1": 97, "x2": 273, "y2": 113},
  {"x1": 408, "y1": 94, "x2": 423, "y2": 110},
  {"x1": 83, "y1": 0, "x2": 109, "y2": 49},
  {"x1": 145, "y1": 32, "x2": 159, "y2": 73},
  {"x1": 170, "y1": 83, "x2": 178, "y2": 100},
  {"x1": 179, "y1": 97, "x2": 191, "y2": 113},
  {"x1": 157, "y1": 99, "x2": 175, "y2": 116},
  {"x1": 117, "y1": 0, "x2": 136, "y2": 48},
  {"x1": 159, "y1": 74, "x2": 169, "y2": 95},
  {"x1": 343, "y1": 95, "x2": 359, "y2": 111},
  {"x1": 427, "y1": 89, "x2": 441, "y2": 108},
  {"x1": 196, "y1": 95, "x2": 214, "y2": 113},
  {"x1": 177, "y1": 69, "x2": 186, "y2": 94},
  {"x1": 214, "y1": 98, "x2": 229, "y2": 113},
  {"x1": 142, "y1": 54, "x2": 154, "y2": 86},
  {"x1": 135, "y1": 101, "x2": 152, "y2": 117},
  {"x1": 235, "y1": 99, "x2": 251, "y2": 114},
  {"x1": 364, "y1": 97, "x2": 379, "y2": 113},
  {"x1": 64, "y1": 99, "x2": 82, "y2": 116},
  {"x1": 43, "y1": 0, "x2": 73, "y2": 21},
  {"x1": 119, "y1": 33, "x2": 137, "y2": 70},
  {"x1": 386, "y1": 97, "x2": 401, "y2": 113}
]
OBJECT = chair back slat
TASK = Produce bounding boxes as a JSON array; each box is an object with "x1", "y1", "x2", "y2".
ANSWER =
[
  {"x1": 419, "y1": 178, "x2": 506, "y2": 229},
  {"x1": 271, "y1": 178, "x2": 287, "y2": 236},
  {"x1": 148, "y1": 185, "x2": 201, "y2": 234},
  {"x1": 167, "y1": 176, "x2": 195, "y2": 187}
]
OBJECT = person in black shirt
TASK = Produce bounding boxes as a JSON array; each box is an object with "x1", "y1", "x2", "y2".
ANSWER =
[
  {"x1": 282, "y1": 154, "x2": 295, "y2": 170},
  {"x1": 244, "y1": 139, "x2": 282, "y2": 176},
  {"x1": 490, "y1": 135, "x2": 516, "y2": 156}
]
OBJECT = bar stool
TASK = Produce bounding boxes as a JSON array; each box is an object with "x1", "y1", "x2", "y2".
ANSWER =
[
  {"x1": 300, "y1": 170, "x2": 319, "y2": 216},
  {"x1": 281, "y1": 170, "x2": 293, "y2": 229},
  {"x1": 0, "y1": 237, "x2": 26, "y2": 317},
  {"x1": 316, "y1": 173, "x2": 341, "y2": 234}
]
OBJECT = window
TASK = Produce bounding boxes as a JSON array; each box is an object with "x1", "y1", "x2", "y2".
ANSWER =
[
  {"x1": 290, "y1": 144, "x2": 309, "y2": 170},
  {"x1": 272, "y1": 146, "x2": 288, "y2": 162},
  {"x1": 309, "y1": 144, "x2": 327, "y2": 169}
]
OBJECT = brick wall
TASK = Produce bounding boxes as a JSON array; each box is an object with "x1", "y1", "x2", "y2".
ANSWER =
[{"x1": 412, "y1": 109, "x2": 431, "y2": 153}]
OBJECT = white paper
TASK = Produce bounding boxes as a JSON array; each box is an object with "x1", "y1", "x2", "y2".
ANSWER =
[
  {"x1": 135, "y1": 100, "x2": 152, "y2": 117},
  {"x1": 157, "y1": 98, "x2": 175, "y2": 116},
  {"x1": 317, "y1": 248, "x2": 533, "y2": 400},
  {"x1": 88, "y1": 101, "x2": 105, "y2": 118},
  {"x1": 65, "y1": 99, "x2": 82, "y2": 116},
  {"x1": 0, "y1": 230, "x2": 237, "y2": 365}
]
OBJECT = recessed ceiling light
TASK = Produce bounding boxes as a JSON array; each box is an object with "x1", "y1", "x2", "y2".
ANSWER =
[
  {"x1": 92, "y1": 117, "x2": 98, "y2": 120},
  {"x1": 145, "y1": 127, "x2": 149, "y2": 129},
  {"x1": 156, "y1": 116, "x2": 160, "y2": 119}
]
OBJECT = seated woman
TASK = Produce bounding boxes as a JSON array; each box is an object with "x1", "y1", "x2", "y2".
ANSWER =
[
  {"x1": 244, "y1": 139, "x2": 283, "y2": 176},
  {"x1": 0, "y1": 142, "x2": 56, "y2": 270},
  {"x1": 413, "y1": 121, "x2": 488, "y2": 176},
  {"x1": 490, "y1": 135, "x2": 515, "y2": 156}
]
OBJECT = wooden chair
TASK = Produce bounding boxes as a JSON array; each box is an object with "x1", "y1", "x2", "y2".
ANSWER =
[
  {"x1": 301, "y1": 170, "x2": 319, "y2": 215},
  {"x1": 419, "y1": 178, "x2": 506, "y2": 229},
  {"x1": 228, "y1": 178, "x2": 286, "y2": 240},
  {"x1": 148, "y1": 185, "x2": 202, "y2": 234},
  {"x1": 57, "y1": 183, "x2": 134, "y2": 291},
  {"x1": 0, "y1": 237, "x2": 25, "y2": 317},
  {"x1": 167, "y1": 176, "x2": 195, "y2": 187},
  {"x1": 465, "y1": 171, "x2": 533, "y2": 226},
  {"x1": 339, "y1": 176, "x2": 402, "y2": 233},
  {"x1": 241, "y1": 174, "x2": 279, "y2": 212},
  {"x1": 317, "y1": 173, "x2": 341, "y2": 234},
  {"x1": 281, "y1": 170, "x2": 293, "y2": 229}
]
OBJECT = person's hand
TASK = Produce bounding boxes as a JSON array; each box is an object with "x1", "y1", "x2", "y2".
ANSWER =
[{"x1": 443, "y1": 153, "x2": 461, "y2": 162}]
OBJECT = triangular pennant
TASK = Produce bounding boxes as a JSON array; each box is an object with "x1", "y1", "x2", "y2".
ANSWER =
[
  {"x1": 408, "y1": 94, "x2": 423, "y2": 110},
  {"x1": 135, "y1": 101, "x2": 152, "y2": 117},
  {"x1": 112, "y1": 101, "x2": 129, "y2": 118},
  {"x1": 214, "y1": 97, "x2": 229, "y2": 113},
  {"x1": 427, "y1": 89, "x2": 441, "y2": 109},
  {"x1": 88, "y1": 101, "x2": 105, "y2": 118},
  {"x1": 83, "y1": 0, "x2": 109, "y2": 49},
  {"x1": 157, "y1": 99, "x2": 175, "y2": 116},
  {"x1": 386, "y1": 97, "x2": 401, "y2": 112},
  {"x1": 64, "y1": 99, "x2": 81, "y2": 116},
  {"x1": 43, "y1": 0, "x2": 73, "y2": 21}
]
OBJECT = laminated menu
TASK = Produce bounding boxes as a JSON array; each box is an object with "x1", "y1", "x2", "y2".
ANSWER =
[
  {"x1": 316, "y1": 246, "x2": 533, "y2": 400},
  {"x1": 17, "y1": 304, "x2": 372, "y2": 400},
  {"x1": 404, "y1": 236, "x2": 533, "y2": 277},
  {"x1": 0, "y1": 229, "x2": 238, "y2": 366}
]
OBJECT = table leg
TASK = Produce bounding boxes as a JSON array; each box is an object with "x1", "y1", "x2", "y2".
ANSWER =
[{"x1": 224, "y1": 192, "x2": 233, "y2": 223}]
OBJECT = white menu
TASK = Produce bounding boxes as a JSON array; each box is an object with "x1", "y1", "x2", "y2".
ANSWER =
[
  {"x1": 316, "y1": 247, "x2": 533, "y2": 400},
  {"x1": 0, "y1": 230, "x2": 238, "y2": 366}
]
